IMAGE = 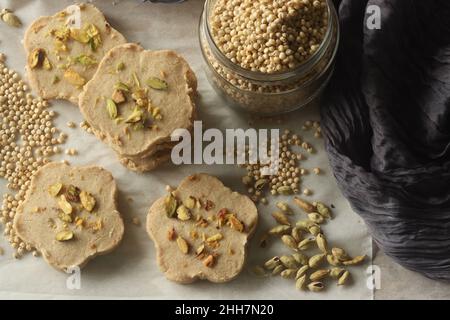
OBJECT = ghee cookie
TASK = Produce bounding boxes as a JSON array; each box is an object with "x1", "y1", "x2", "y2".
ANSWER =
[
  {"x1": 13, "y1": 162, "x2": 124, "y2": 271},
  {"x1": 147, "y1": 173, "x2": 258, "y2": 284},
  {"x1": 79, "y1": 43, "x2": 197, "y2": 171},
  {"x1": 24, "y1": 3, "x2": 126, "y2": 104}
]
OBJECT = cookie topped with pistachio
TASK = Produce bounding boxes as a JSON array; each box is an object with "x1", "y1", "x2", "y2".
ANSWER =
[
  {"x1": 79, "y1": 43, "x2": 197, "y2": 172},
  {"x1": 24, "y1": 3, "x2": 126, "y2": 104},
  {"x1": 13, "y1": 162, "x2": 124, "y2": 271},
  {"x1": 147, "y1": 174, "x2": 258, "y2": 284}
]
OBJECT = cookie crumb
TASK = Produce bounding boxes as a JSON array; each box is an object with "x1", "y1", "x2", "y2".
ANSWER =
[{"x1": 132, "y1": 217, "x2": 141, "y2": 226}]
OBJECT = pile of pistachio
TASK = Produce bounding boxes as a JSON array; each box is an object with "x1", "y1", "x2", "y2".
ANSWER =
[
  {"x1": 105, "y1": 69, "x2": 167, "y2": 132},
  {"x1": 164, "y1": 192, "x2": 246, "y2": 268},
  {"x1": 48, "y1": 182, "x2": 101, "y2": 241},
  {"x1": 254, "y1": 197, "x2": 366, "y2": 292}
]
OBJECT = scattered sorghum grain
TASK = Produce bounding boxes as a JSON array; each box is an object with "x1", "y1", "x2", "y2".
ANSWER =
[{"x1": 0, "y1": 53, "x2": 65, "y2": 258}]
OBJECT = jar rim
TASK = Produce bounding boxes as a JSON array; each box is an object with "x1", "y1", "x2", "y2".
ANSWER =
[{"x1": 203, "y1": 0, "x2": 338, "y2": 82}]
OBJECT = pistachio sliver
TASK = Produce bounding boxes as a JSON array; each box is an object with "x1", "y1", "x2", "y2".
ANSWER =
[
  {"x1": 176, "y1": 205, "x2": 191, "y2": 221},
  {"x1": 74, "y1": 54, "x2": 97, "y2": 67},
  {"x1": 132, "y1": 72, "x2": 141, "y2": 88},
  {"x1": 114, "y1": 82, "x2": 130, "y2": 92},
  {"x1": 147, "y1": 77, "x2": 168, "y2": 90},
  {"x1": 125, "y1": 107, "x2": 144, "y2": 124},
  {"x1": 116, "y1": 62, "x2": 125, "y2": 72},
  {"x1": 106, "y1": 99, "x2": 118, "y2": 119},
  {"x1": 43, "y1": 57, "x2": 52, "y2": 71},
  {"x1": 70, "y1": 28, "x2": 90, "y2": 43}
]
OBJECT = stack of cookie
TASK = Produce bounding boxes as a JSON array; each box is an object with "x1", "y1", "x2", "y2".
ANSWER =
[
  {"x1": 24, "y1": 4, "x2": 198, "y2": 172},
  {"x1": 79, "y1": 43, "x2": 197, "y2": 172}
]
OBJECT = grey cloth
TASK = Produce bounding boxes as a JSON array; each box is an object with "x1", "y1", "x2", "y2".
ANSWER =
[{"x1": 321, "y1": 0, "x2": 450, "y2": 280}]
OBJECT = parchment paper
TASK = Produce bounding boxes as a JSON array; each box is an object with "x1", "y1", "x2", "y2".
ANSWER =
[{"x1": 0, "y1": 0, "x2": 372, "y2": 300}]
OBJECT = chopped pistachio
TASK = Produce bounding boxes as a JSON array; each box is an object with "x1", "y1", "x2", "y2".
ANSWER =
[
  {"x1": 69, "y1": 28, "x2": 90, "y2": 43},
  {"x1": 48, "y1": 182, "x2": 63, "y2": 197},
  {"x1": 64, "y1": 69, "x2": 86, "y2": 87},
  {"x1": 116, "y1": 62, "x2": 125, "y2": 72},
  {"x1": 106, "y1": 99, "x2": 118, "y2": 119},
  {"x1": 80, "y1": 191, "x2": 96, "y2": 212},
  {"x1": 125, "y1": 107, "x2": 144, "y2": 124},
  {"x1": 74, "y1": 54, "x2": 97, "y2": 67},
  {"x1": 114, "y1": 82, "x2": 130, "y2": 92},
  {"x1": 56, "y1": 230, "x2": 74, "y2": 242},
  {"x1": 147, "y1": 77, "x2": 168, "y2": 90},
  {"x1": 28, "y1": 48, "x2": 45, "y2": 69},
  {"x1": 112, "y1": 89, "x2": 126, "y2": 104}
]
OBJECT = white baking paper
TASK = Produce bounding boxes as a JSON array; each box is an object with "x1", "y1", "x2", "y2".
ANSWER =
[{"x1": 0, "y1": 0, "x2": 372, "y2": 300}]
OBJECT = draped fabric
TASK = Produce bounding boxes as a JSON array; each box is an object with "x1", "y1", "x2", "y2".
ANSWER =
[{"x1": 321, "y1": 0, "x2": 450, "y2": 280}]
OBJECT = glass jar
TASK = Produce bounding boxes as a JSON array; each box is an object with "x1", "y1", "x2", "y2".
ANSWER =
[{"x1": 199, "y1": 0, "x2": 339, "y2": 115}]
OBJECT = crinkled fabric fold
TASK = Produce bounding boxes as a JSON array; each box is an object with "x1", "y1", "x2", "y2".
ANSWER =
[{"x1": 321, "y1": 0, "x2": 450, "y2": 280}]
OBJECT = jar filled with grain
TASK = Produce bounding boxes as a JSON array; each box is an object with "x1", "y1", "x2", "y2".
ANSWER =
[{"x1": 199, "y1": 0, "x2": 339, "y2": 115}]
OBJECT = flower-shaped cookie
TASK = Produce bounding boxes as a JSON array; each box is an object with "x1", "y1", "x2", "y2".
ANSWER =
[
  {"x1": 13, "y1": 163, "x2": 124, "y2": 271},
  {"x1": 147, "y1": 173, "x2": 258, "y2": 283}
]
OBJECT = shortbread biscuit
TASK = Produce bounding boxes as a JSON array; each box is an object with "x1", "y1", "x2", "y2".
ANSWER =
[
  {"x1": 147, "y1": 174, "x2": 258, "y2": 284},
  {"x1": 79, "y1": 43, "x2": 197, "y2": 171},
  {"x1": 24, "y1": 3, "x2": 126, "y2": 104},
  {"x1": 13, "y1": 163, "x2": 124, "y2": 271}
]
